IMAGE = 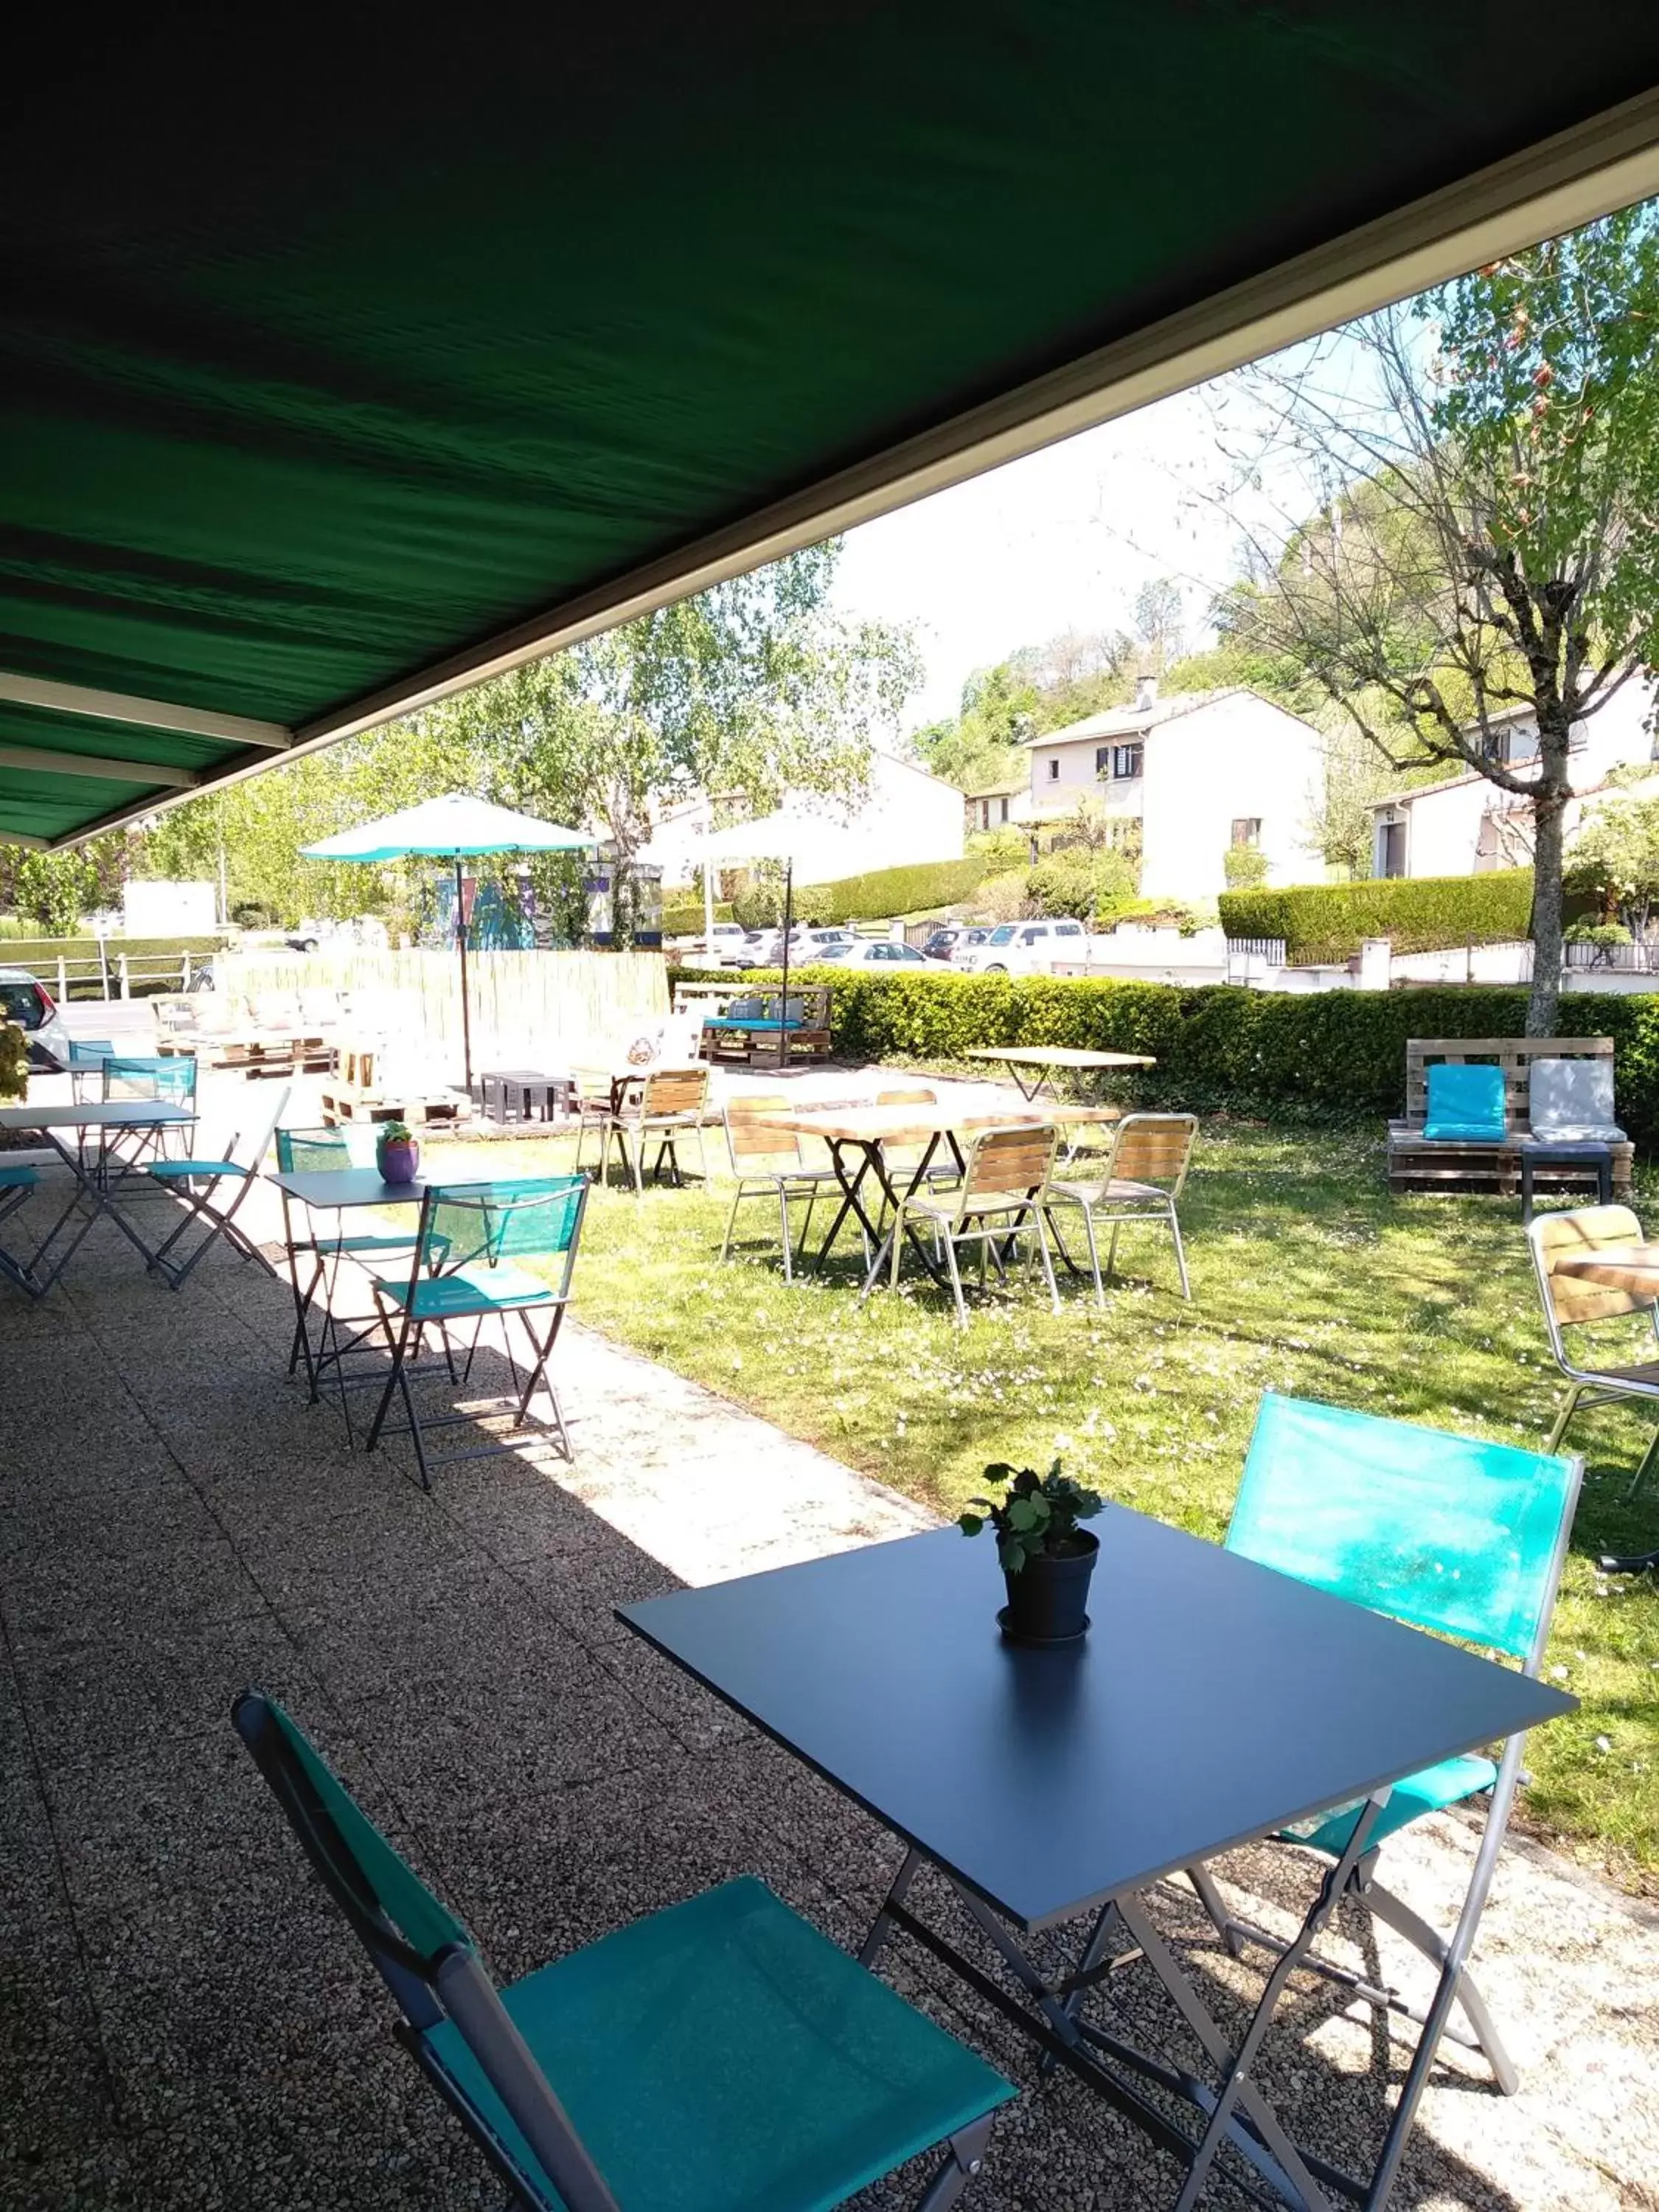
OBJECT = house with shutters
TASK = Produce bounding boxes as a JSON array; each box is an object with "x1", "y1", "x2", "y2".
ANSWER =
[{"x1": 1020, "y1": 679, "x2": 1324, "y2": 902}]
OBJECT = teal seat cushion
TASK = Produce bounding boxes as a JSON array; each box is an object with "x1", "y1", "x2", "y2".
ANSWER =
[
  {"x1": 1422, "y1": 1062, "x2": 1506, "y2": 1142},
  {"x1": 0, "y1": 1164, "x2": 38, "y2": 1190},
  {"x1": 373, "y1": 1260, "x2": 554, "y2": 1317},
  {"x1": 1279, "y1": 1753, "x2": 1499, "y2": 1857},
  {"x1": 424, "y1": 1877, "x2": 1013, "y2": 2212},
  {"x1": 703, "y1": 1014, "x2": 800, "y2": 1032},
  {"x1": 145, "y1": 1158, "x2": 243, "y2": 1179}
]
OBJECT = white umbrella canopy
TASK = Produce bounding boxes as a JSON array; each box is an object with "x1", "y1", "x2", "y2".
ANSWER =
[{"x1": 301, "y1": 793, "x2": 596, "y2": 1089}]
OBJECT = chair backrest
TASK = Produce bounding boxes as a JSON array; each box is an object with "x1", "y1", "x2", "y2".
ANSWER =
[
  {"x1": 68, "y1": 1038, "x2": 115, "y2": 1066},
  {"x1": 723, "y1": 1093, "x2": 802, "y2": 1172},
  {"x1": 1228, "y1": 1392, "x2": 1580, "y2": 1668},
  {"x1": 875, "y1": 1085, "x2": 938, "y2": 1156},
  {"x1": 1103, "y1": 1112, "x2": 1197, "y2": 1193},
  {"x1": 1528, "y1": 1203, "x2": 1653, "y2": 1331},
  {"x1": 1529, "y1": 1056, "x2": 1620, "y2": 1135},
  {"x1": 420, "y1": 1175, "x2": 588, "y2": 1295},
  {"x1": 959, "y1": 1122, "x2": 1059, "y2": 1208},
  {"x1": 102, "y1": 1054, "x2": 196, "y2": 1106},
  {"x1": 229, "y1": 1082, "x2": 292, "y2": 1172},
  {"x1": 640, "y1": 1067, "x2": 708, "y2": 1119},
  {"x1": 275, "y1": 1123, "x2": 380, "y2": 1175},
  {"x1": 1402, "y1": 1035, "x2": 1614, "y2": 1134},
  {"x1": 232, "y1": 1692, "x2": 620, "y2": 2212}
]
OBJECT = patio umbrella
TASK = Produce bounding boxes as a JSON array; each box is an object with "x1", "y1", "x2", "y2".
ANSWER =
[
  {"x1": 301, "y1": 793, "x2": 594, "y2": 1091},
  {"x1": 692, "y1": 807, "x2": 855, "y2": 1068}
]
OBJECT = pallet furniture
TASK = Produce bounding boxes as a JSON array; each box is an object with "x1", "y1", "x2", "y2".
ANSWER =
[
  {"x1": 672, "y1": 978, "x2": 833, "y2": 1065},
  {"x1": 1386, "y1": 1037, "x2": 1632, "y2": 1197},
  {"x1": 319, "y1": 1089, "x2": 470, "y2": 1130}
]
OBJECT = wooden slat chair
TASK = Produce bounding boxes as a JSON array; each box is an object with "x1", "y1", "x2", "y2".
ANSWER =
[
  {"x1": 874, "y1": 1085, "x2": 961, "y2": 1214},
  {"x1": 888, "y1": 1122, "x2": 1061, "y2": 1326},
  {"x1": 1044, "y1": 1112, "x2": 1197, "y2": 1304},
  {"x1": 719, "y1": 1093, "x2": 850, "y2": 1282},
  {"x1": 1527, "y1": 1203, "x2": 1659, "y2": 1495},
  {"x1": 607, "y1": 1066, "x2": 711, "y2": 1194}
]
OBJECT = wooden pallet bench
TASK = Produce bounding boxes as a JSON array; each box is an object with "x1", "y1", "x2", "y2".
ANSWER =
[
  {"x1": 1386, "y1": 1036, "x2": 1632, "y2": 1197},
  {"x1": 320, "y1": 1090, "x2": 470, "y2": 1129},
  {"x1": 672, "y1": 981, "x2": 834, "y2": 1067}
]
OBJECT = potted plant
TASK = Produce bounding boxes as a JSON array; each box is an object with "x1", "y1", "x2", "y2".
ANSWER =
[
  {"x1": 959, "y1": 1459, "x2": 1105, "y2": 1646},
  {"x1": 375, "y1": 1119, "x2": 420, "y2": 1184}
]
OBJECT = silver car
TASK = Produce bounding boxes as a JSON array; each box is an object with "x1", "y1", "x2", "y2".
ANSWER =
[{"x1": 0, "y1": 967, "x2": 73, "y2": 1071}]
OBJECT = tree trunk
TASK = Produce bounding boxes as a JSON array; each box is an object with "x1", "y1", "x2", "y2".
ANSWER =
[{"x1": 1528, "y1": 786, "x2": 1568, "y2": 1035}]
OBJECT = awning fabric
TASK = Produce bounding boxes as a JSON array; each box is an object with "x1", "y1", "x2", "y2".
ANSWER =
[{"x1": 4, "y1": 9, "x2": 1659, "y2": 849}]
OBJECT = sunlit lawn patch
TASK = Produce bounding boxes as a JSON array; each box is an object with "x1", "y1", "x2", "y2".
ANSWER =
[{"x1": 424, "y1": 1119, "x2": 1659, "y2": 1888}]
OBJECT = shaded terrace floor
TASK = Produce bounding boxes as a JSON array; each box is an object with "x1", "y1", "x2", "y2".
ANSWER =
[{"x1": 2, "y1": 1185, "x2": 1658, "y2": 2211}]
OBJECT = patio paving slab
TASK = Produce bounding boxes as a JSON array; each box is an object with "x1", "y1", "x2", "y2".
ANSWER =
[{"x1": 0, "y1": 1166, "x2": 1655, "y2": 2211}]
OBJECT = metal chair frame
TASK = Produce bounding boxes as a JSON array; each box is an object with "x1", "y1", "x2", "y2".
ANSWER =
[
  {"x1": 717, "y1": 1093, "x2": 846, "y2": 1283},
  {"x1": 1043, "y1": 1111, "x2": 1197, "y2": 1304},
  {"x1": 576, "y1": 1068, "x2": 710, "y2": 1193},
  {"x1": 1528, "y1": 1203, "x2": 1659, "y2": 1497},
  {"x1": 888, "y1": 1123, "x2": 1062, "y2": 1326},
  {"x1": 143, "y1": 1082, "x2": 292, "y2": 1289},
  {"x1": 232, "y1": 1691, "x2": 1001, "y2": 2212},
  {"x1": 366, "y1": 1177, "x2": 588, "y2": 1489}
]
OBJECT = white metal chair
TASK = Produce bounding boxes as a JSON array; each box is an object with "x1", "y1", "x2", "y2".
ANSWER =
[
  {"x1": 887, "y1": 1122, "x2": 1061, "y2": 1326},
  {"x1": 1044, "y1": 1111, "x2": 1197, "y2": 1304},
  {"x1": 143, "y1": 1083, "x2": 292, "y2": 1288},
  {"x1": 1528, "y1": 1203, "x2": 1659, "y2": 1495},
  {"x1": 718, "y1": 1093, "x2": 848, "y2": 1282}
]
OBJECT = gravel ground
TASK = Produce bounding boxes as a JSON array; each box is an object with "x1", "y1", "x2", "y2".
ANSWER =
[{"x1": 1, "y1": 1092, "x2": 1657, "y2": 2211}]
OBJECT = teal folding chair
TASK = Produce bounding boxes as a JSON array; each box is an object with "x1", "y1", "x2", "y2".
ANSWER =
[
  {"x1": 143, "y1": 1082, "x2": 292, "y2": 1288},
  {"x1": 67, "y1": 1037, "x2": 116, "y2": 1101},
  {"x1": 365, "y1": 1176, "x2": 588, "y2": 1488},
  {"x1": 0, "y1": 1162, "x2": 41, "y2": 1295},
  {"x1": 1155, "y1": 1394, "x2": 1578, "y2": 2206},
  {"x1": 232, "y1": 1692, "x2": 1011, "y2": 2212},
  {"x1": 101, "y1": 1051, "x2": 198, "y2": 1167}
]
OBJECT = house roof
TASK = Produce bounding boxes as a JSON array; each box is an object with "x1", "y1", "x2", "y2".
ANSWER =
[
  {"x1": 1020, "y1": 689, "x2": 1243, "y2": 747},
  {"x1": 5, "y1": 19, "x2": 1659, "y2": 850},
  {"x1": 962, "y1": 772, "x2": 1028, "y2": 798}
]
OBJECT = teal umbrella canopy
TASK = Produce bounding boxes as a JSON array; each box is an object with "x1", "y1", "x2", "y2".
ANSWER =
[{"x1": 300, "y1": 792, "x2": 593, "y2": 863}]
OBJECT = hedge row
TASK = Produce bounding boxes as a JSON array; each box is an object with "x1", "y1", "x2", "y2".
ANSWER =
[
  {"x1": 663, "y1": 854, "x2": 992, "y2": 939},
  {"x1": 671, "y1": 964, "x2": 1659, "y2": 1147},
  {"x1": 1218, "y1": 871, "x2": 1534, "y2": 964},
  {"x1": 661, "y1": 900, "x2": 734, "y2": 938}
]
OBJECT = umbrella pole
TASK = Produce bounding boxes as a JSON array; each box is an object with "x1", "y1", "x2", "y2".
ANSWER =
[
  {"x1": 777, "y1": 860, "x2": 793, "y2": 1072},
  {"x1": 455, "y1": 855, "x2": 474, "y2": 1096}
]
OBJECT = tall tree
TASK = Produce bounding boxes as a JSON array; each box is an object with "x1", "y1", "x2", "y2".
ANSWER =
[{"x1": 1217, "y1": 201, "x2": 1659, "y2": 1030}]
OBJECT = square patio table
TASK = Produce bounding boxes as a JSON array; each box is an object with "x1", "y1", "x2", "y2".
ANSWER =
[
  {"x1": 0, "y1": 1100, "x2": 197, "y2": 1293},
  {"x1": 269, "y1": 1166, "x2": 435, "y2": 1405},
  {"x1": 619, "y1": 1514, "x2": 1572, "y2": 2211}
]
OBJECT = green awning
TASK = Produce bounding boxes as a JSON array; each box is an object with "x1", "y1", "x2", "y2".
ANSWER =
[{"x1": 4, "y1": 10, "x2": 1659, "y2": 849}]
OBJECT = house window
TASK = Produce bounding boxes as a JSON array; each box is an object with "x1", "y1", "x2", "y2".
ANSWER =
[
  {"x1": 1046, "y1": 758, "x2": 1060, "y2": 782},
  {"x1": 1111, "y1": 742, "x2": 1144, "y2": 779},
  {"x1": 997, "y1": 796, "x2": 1009, "y2": 824},
  {"x1": 1231, "y1": 817, "x2": 1262, "y2": 848},
  {"x1": 1095, "y1": 745, "x2": 1110, "y2": 776}
]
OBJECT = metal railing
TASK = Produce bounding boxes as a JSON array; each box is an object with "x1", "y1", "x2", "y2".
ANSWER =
[
  {"x1": 1564, "y1": 939, "x2": 1659, "y2": 973},
  {"x1": 1222, "y1": 937, "x2": 1287, "y2": 966}
]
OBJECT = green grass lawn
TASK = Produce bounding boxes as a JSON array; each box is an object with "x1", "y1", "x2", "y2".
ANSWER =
[{"x1": 426, "y1": 1116, "x2": 1659, "y2": 1890}]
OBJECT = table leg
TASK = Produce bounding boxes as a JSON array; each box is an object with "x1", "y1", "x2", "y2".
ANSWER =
[
  {"x1": 807, "y1": 1139, "x2": 886, "y2": 1270},
  {"x1": 860, "y1": 1135, "x2": 961, "y2": 1295}
]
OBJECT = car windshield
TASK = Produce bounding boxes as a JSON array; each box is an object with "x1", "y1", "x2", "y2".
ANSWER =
[
  {"x1": 987, "y1": 926, "x2": 1017, "y2": 945},
  {"x1": 0, "y1": 979, "x2": 44, "y2": 1029}
]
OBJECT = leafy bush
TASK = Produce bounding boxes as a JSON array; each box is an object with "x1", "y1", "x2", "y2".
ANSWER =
[
  {"x1": 1220, "y1": 870, "x2": 1533, "y2": 962},
  {"x1": 1222, "y1": 847, "x2": 1270, "y2": 889},
  {"x1": 0, "y1": 1020, "x2": 27, "y2": 1099},
  {"x1": 661, "y1": 898, "x2": 734, "y2": 938},
  {"x1": 795, "y1": 854, "x2": 992, "y2": 925},
  {"x1": 731, "y1": 885, "x2": 782, "y2": 930},
  {"x1": 669, "y1": 963, "x2": 1659, "y2": 1147},
  {"x1": 229, "y1": 900, "x2": 275, "y2": 929},
  {"x1": 972, "y1": 870, "x2": 1031, "y2": 922},
  {"x1": 1565, "y1": 920, "x2": 1633, "y2": 946},
  {"x1": 1026, "y1": 849, "x2": 1138, "y2": 923}
]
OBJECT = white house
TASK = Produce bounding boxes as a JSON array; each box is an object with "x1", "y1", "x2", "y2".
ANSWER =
[
  {"x1": 962, "y1": 771, "x2": 1038, "y2": 836},
  {"x1": 1370, "y1": 680, "x2": 1658, "y2": 879},
  {"x1": 641, "y1": 748, "x2": 964, "y2": 888},
  {"x1": 1021, "y1": 680, "x2": 1324, "y2": 902}
]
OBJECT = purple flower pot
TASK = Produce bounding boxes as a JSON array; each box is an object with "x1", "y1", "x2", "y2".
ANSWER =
[{"x1": 378, "y1": 1135, "x2": 420, "y2": 1184}]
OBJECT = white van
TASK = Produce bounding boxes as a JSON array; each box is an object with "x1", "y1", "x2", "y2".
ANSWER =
[{"x1": 953, "y1": 919, "x2": 1091, "y2": 975}]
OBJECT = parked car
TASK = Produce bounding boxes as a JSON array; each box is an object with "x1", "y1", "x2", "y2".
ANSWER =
[
  {"x1": 953, "y1": 919, "x2": 1091, "y2": 975},
  {"x1": 699, "y1": 922, "x2": 759, "y2": 967},
  {"x1": 0, "y1": 967, "x2": 72, "y2": 1071},
  {"x1": 817, "y1": 938, "x2": 931, "y2": 967},
  {"x1": 921, "y1": 925, "x2": 990, "y2": 963}
]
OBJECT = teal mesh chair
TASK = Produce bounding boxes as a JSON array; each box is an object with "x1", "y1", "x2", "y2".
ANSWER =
[
  {"x1": 0, "y1": 1162, "x2": 41, "y2": 1295},
  {"x1": 274, "y1": 1124, "x2": 436, "y2": 1413},
  {"x1": 232, "y1": 1692, "x2": 1012, "y2": 2211},
  {"x1": 1178, "y1": 1394, "x2": 1579, "y2": 2186},
  {"x1": 67, "y1": 1037, "x2": 115, "y2": 1103},
  {"x1": 142, "y1": 1082, "x2": 291, "y2": 1288},
  {"x1": 365, "y1": 1176, "x2": 589, "y2": 1488},
  {"x1": 101, "y1": 1051, "x2": 199, "y2": 1167}
]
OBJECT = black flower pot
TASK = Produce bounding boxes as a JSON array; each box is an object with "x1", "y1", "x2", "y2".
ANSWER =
[{"x1": 998, "y1": 1532, "x2": 1099, "y2": 1646}]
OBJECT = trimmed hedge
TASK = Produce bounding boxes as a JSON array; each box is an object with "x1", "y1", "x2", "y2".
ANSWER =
[
  {"x1": 661, "y1": 899, "x2": 734, "y2": 937},
  {"x1": 671, "y1": 964, "x2": 1659, "y2": 1148},
  {"x1": 1219, "y1": 871, "x2": 1533, "y2": 964},
  {"x1": 661, "y1": 855, "x2": 991, "y2": 934}
]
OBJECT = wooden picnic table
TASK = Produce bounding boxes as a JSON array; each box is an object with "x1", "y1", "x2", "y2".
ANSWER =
[
  {"x1": 748, "y1": 1099, "x2": 1118, "y2": 1293},
  {"x1": 961, "y1": 1044, "x2": 1156, "y2": 1102},
  {"x1": 1551, "y1": 1242, "x2": 1659, "y2": 1298}
]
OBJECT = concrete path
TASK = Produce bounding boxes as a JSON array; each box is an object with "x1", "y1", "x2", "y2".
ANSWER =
[{"x1": 0, "y1": 1091, "x2": 1656, "y2": 2210}]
